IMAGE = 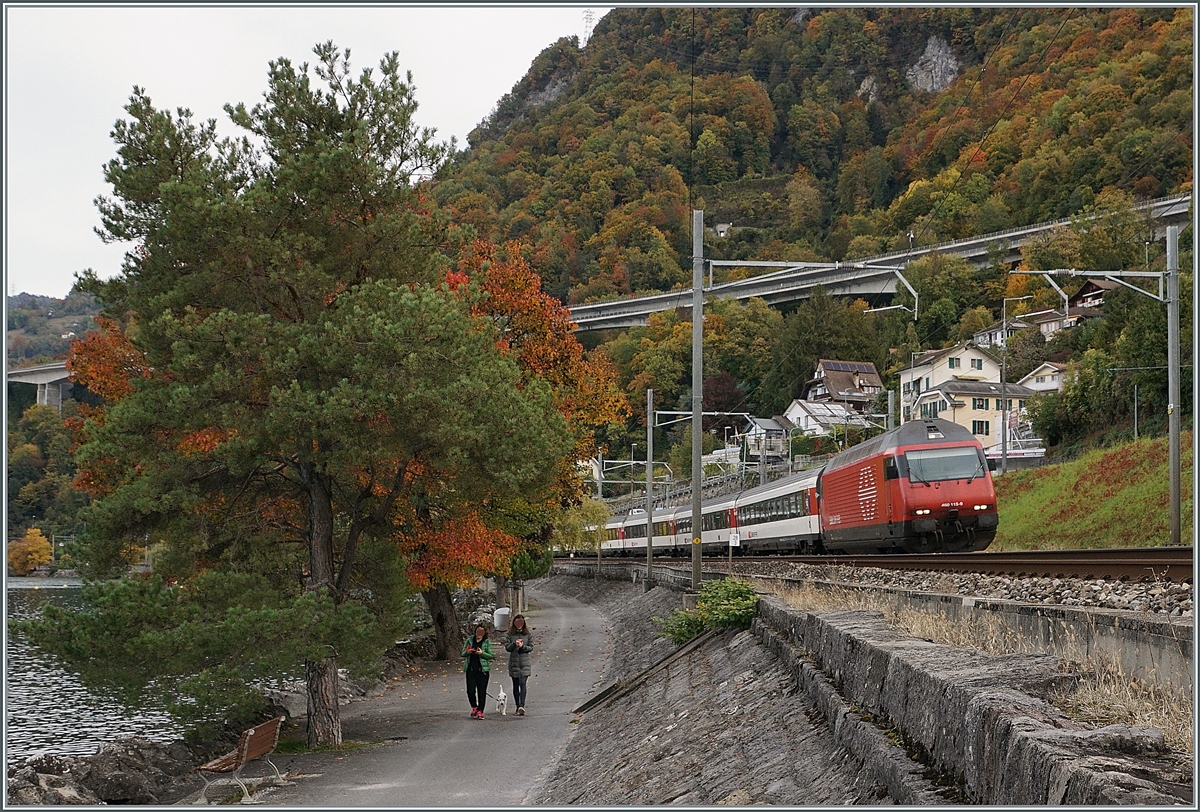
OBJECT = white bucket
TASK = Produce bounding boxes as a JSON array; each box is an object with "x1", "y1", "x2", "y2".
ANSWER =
[{"x1": 493, "y1": 607, "x2": 511, "y2": 631}]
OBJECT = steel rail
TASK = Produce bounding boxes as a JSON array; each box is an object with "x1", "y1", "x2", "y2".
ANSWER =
[{"x1": 766, "y1": 547, "x2": 1194, "y2": 583}]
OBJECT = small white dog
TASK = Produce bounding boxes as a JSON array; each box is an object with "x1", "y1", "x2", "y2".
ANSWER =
[{"x1": 494, "y1": 687, "x2": 508, "y2": 716}]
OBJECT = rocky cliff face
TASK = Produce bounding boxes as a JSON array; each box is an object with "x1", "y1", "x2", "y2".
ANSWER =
[{"x1": 906, "y1": 36, "x2": 961, "y2": 93}]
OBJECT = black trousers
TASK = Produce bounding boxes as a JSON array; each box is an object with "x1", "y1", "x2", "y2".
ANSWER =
[
  {"x1": 466, "y1": 669, "x2": 489, "y2": 711},
  {"x1": 511, "y1": 675, "x2": 528, "y2": 707}
]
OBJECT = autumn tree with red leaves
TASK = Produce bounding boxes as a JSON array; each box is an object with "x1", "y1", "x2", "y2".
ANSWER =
[
  {"x1": 60, "y1": 44, "x2": 570, "y2": 748},
  {"x1": 456, "y1": 239, "x2": 629, "y2": 492}
]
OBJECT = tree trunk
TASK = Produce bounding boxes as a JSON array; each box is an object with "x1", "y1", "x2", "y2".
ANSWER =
[
  {"x1": 495, "y1": 574, "x2": 508, "y2": 609},
  {"x1": 304, "y1": 470, "x2": 341, "y2": 746},
  {"x1": 421, "y1": 583, "x2": 459, "y2": 661},
  {"x1": 305, "y1": 657, "x2": 342, "y2": 748}
]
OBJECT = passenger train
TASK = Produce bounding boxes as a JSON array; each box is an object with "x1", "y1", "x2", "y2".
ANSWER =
[{"x1": 597, "y1": 418, "x2": 998, "y2": 557}]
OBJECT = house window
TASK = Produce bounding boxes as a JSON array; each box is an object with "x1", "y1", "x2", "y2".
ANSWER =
[
  {"x1": 971, "y1": 358, "x2": 983, "y2": 370},
  {"x1": 971, "y1": 420, "x2": 990, "y2": 436},
  {"x1": 948, "y1": 357, "x2": 960, "y2": 369},
  {"x1": 1035, "y1": 375, "x2": 1046, "y2": 384},
  {"x1": 995, "y1": 398, "x2": 1013, "y2": 411},
  {"x1": 972, "y1": 398, "x2": 987, "y2": 410}
]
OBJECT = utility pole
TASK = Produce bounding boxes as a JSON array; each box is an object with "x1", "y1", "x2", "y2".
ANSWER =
[
  {"x1": 691, "y1": 210, "x2": 704, "y2": 591},
  {"x1": 759, "y1": 428, "x2": 766, "y2": 487},
  {"x1": 1013, "y1": 239, "x2": 1183, "y2": 543},
  {"x1": 1165, "y1": 226, "x2": 1180, "y2": 546},
  {"x1": 1001, "y1": 296, "x2": 1031, "y2": 475},
  {"x1": 645, "y1": 388, "x2": 655, "y2": 588}
]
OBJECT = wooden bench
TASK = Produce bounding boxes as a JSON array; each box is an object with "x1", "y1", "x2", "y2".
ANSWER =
[{"x1": 194, "y1": 716, "x2": 289, "y2": 804}]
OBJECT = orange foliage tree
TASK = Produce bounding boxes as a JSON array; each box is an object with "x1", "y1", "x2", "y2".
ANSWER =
[
  {"x1": 393, "y1": 240, "x2": 630, "y2": 654},
  {"x1": 8, "y1": 528, "x2": 52, "y2": 575},
  {"x1": 400, "y1": 512, "x2": 523, "y2": 592},
  {"x1": 65, "y1": 317, "x2": 149, "y2": 405},
  {"x1": 455, "y1": 239, "x2": 630, "y2": 497}
]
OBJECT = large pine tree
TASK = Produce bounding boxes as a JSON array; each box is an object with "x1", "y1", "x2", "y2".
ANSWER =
[{"x1": 73, "y1": 43, "x2": 571, "y2": 746}]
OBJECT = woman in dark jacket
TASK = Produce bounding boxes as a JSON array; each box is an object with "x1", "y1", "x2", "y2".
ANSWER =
[
  {"x1": 504, "y1": 614, "x2": 534, "y2": 715},
  {"x1": 461, "y1": 622, "x2": 494, "y2": 719}
]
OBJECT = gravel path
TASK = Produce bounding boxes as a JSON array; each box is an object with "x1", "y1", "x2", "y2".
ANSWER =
[{"x1": 716, "y1": 560, "x2": 1194, "y2": 617}]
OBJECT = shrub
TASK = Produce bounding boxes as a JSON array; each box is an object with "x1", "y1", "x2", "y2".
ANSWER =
[
  {"x1": 695, "y1": 578, "x2": 759, "y2": 629},
  {"x1": 653, "y1": 608, "x2": 706, "y2": 645},
  {"x1": 654, "y1": 578, "x2": 760, "y2": 644}
]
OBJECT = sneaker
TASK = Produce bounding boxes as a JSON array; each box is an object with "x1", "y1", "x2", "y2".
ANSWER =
[
  {"x1": 477, "y1": 711, "x2": 484, "y2": 720},
  {"x1": 516, "y1": 706, "x2": 525, "y2": 716},
  {"x1": 470, "y1": 708, "x2": 479, "y2": 719}
]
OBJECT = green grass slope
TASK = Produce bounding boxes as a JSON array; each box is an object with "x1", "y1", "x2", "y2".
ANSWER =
[{"x1": 993, "y1": 432, "x2": 1194, "y2": 550}]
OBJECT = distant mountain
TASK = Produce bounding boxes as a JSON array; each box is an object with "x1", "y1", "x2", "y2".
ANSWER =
[
  {"x1": 432, "y1": 7, "x2": 1192, "y2": 303},
  {"x1": 7, "y1": 291, "x2": 100, "y2": 367}
]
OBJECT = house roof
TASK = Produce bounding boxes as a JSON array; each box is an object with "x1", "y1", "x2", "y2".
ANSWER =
[
  {"x1": 817, "y1": 359, "x2": 878, "y2": 374},
  {"x1": 1018, "y1": 362, "x2": 1068, "y2": 385},
  {"x1": 1025, "y1": 307, "x2": 1102, "y2": 325},
  {"x1": 802, "y1": 359, "x2": 883, "y2": 402},
  {"x1": 785, "y1": 400, "x2": 873, "y2": 429},
  {"x1": 920, "y1": 379, "x2": 1037, "y2": 399},
  {"x1": 1068, "y1": 279, "x2": 1120, "y2": 305},
  {"x1": 748, "y1": 416, "x2": 787, "y2": 432},
  {"x1": 977, "y1": 316, "x2": 1032, "y2": 334},
  {"x1": 908, "y1": 342, "x2": 998, "y2": 371}
]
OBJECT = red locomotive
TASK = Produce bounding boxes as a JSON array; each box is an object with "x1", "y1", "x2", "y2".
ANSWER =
[{"x1": 817, "y1": 418, "x2": 997, "y2": 553}]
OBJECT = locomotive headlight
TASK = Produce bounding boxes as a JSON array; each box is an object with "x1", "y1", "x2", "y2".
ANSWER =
[
  {"x1": 974, "y1": 504, "x2": 990, "y2": 510},
  {"x1": 914, "y1": 509, "x2": 931, "y2": 515}
]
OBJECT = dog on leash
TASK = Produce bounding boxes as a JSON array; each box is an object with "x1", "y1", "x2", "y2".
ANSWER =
[{"x1": 493, "y1": 686, "x2": 508, "y2": 716}]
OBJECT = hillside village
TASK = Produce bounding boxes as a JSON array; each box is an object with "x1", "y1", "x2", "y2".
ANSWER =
[{"x1": 9, "y1": 8, "x2": 1194, "y2": 547}]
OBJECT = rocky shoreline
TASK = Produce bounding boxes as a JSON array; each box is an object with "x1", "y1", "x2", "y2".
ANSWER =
[{"x1": 5, "y1": 586, "x2": 502, "y2": 805}]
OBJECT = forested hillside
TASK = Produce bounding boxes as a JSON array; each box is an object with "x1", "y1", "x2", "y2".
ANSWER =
[
  {"x1": 431, "y1": 6, "x2": 1192, "y2": 449},
  {"x1": 7, "y1": 291, "x2": 100, "y2": 366},
  {"x1": 434, "y1": 7, "x2": 1191, "y2": 301}
]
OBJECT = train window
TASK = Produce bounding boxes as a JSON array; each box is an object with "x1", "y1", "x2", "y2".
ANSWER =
[
  {"x1": 884, "y1": 456, "x2": 899, "y2": 480},
  {"x1": 906, "y1": 446, "x2": 987, "y2": 482}
]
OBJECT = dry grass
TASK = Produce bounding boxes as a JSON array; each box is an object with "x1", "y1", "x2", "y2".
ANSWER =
[{"x1": 768, "y1": 579, "x2": 1194, "y2": 757}]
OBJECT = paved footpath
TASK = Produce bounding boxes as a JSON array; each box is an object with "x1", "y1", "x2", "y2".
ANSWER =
[{"x1": 256, "y1": 583, "x2": 610, "y2": 807}]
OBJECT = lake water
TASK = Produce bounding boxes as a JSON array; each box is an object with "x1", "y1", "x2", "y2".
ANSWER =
[{"x1": 5, "y1": 578, "x2": 182, "y2": 768}]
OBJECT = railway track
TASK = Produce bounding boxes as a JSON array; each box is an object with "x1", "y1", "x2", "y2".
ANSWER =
[{"x1": 756, "y1": 547, "x2": 1194, "y2": 583}]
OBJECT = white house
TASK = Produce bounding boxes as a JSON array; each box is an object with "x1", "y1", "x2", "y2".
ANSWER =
[
  {"x1": 739, "y1": 416, "x2": 788, "y2": 461},
  {"x1": 1019, "y1": 361, "x2": 1069, "y2": 393},
  {"x1": 899, "y1": 342, "x2": 1000, "y2": 424},
  {"x1": 973, "y1": 316, "x2": 1032, "y2": 349},
  {"x1": 913, "y1": 379, "x2": 1035, "y2": 439},
  {"x1": 782, "y1": 399, "x2": 874, "y2": 437}
]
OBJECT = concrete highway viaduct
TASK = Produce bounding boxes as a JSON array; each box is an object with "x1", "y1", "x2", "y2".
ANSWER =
[{"x1": 568, "y1": 193, "x2": 1192, "y2": 332}]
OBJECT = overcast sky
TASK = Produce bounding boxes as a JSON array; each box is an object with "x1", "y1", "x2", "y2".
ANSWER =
[{"x1": 4, "y1": 4, "x2": 613, "y2": 299}]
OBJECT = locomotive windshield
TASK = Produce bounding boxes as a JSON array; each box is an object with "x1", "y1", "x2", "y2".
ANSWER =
[{"x1": 904, "y1": 446, "x2": 986, "y2": 483}]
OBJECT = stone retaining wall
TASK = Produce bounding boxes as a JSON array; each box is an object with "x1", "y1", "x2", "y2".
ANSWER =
[
  {"x1": 556, "y1": 561, "x2": 1193, "y2": 692},
  {"x1": 751, "y1": 575, "x2": 1193, "y2": 693},
  {"x1": 552, "y1": 563, "x2": 1191, "y2": 805},
  {"x1": 753, "y1": 597, "x2": 1189, "y2": 805}
]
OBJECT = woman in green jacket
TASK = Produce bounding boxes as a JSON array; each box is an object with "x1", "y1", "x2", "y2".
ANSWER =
[{"x1": 461, "y1": 622, "x2": 495, "y2": 719}]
